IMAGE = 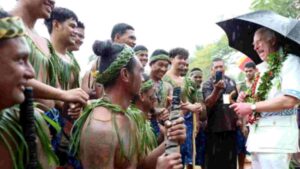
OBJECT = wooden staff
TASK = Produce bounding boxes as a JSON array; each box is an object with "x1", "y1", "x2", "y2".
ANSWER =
[
  {"x1": 165, "y1": 87, "x2": 181, "y2": 155},
  {"x1": 20, "y1": 87, "x2": 38, "y2": 169},
  {"x1": 192, "y1": 111, "x2": 197, "y2": 169}
]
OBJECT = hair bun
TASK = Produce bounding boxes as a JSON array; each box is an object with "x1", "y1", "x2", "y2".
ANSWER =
[{"x1": 92, "y1": 40, "x2": 112, "y2": 59}]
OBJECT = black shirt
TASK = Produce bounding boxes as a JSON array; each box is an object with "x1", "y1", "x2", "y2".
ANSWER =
[{"x1": 202, "y1": 75, "x2": 238, "y2": 132}]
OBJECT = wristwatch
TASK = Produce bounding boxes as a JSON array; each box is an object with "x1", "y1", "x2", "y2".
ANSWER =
[{"x1": 251, "y1": 104, "x2": 256, "y2": 112}]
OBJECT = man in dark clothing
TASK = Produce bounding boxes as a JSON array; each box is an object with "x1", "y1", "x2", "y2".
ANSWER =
[{"x1": 202, "y1": 58, "x2": 238, "y2": 169}]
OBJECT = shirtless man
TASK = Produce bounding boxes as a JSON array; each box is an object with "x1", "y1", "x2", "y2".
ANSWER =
[
  {"x1": 148, "y1": 49, "x2": 173, "y2": 140},
  {"x1": 0, "y1": 11, "x2": 35, "y2": 115},
  {"x1": 68, "y1": 20, "x2": 85, "y2": 52},
  {"x1": 81, "y1": 23, "x2": 136, "y2": 99},
  {"x1": 0, "y1": 10, "x2": 56, "y2": 169},
  {"x1": 11, "y1": 0, "x2": 88, "y2": 109},
  {"x1": 44, "y1": 7, "x2": 83, "y2": 166},
  {"x1": 164, "y1": 47, "x2": 203, "y2": 168},
  {"x1": 71, "y1": 40, "x2": 185, "y2": 169},
  {"x1": 44, "y1": 7, "x2": 80, "y2": 90}
]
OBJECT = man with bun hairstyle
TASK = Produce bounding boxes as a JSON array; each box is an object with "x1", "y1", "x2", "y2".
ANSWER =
[
  {"x1": 71, "y1": 40, "x2": 185, "y2": 169},
  {"x1": 81, "y1": 22, "x2": 136, "y2": 99}
]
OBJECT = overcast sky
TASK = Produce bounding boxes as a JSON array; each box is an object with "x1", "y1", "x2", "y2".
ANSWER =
[{"x1": 0, "y1": 0, "x2": 252, "y2": 71}]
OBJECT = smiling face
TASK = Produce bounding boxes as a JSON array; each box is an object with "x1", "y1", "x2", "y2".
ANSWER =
[
  {"x1": 68, "y1": 27, "x2": 85, "y2": 51},
  {"x1": 74, "y1": 27, "x2": 85, "y2": 48},
  {"x1": 0, "y1": 37, "x2": 35, "y2": 110},
  {"x1": 54, "y1": 18, "x2": 78, "y2": 46},
  {"x1": 115, "y1": 29, "x2": 136, "y2": 48},
  {"x1": 150, "y1": 60, "x2": 169, "y2": 80},
  {"x1": 171, "y1": 55, "x2": 188, "y2": 74},
  {"x1": 136, "y1": 51, "x2": 148, "y2": 67},
  {"x1": 191, "y1": 71, "x2": 203, "y2": 88},
  {"x1": 253, "y1": 28, "x2": 278, "y2": 61},
  {"x1": 23, "y1": 0, "x2": 55, "y2": 19}
]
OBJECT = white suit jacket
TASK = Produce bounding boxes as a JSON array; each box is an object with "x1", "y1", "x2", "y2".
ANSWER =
[{"x1": 247, "y1": 54, "x2": 300, "y2": 153}]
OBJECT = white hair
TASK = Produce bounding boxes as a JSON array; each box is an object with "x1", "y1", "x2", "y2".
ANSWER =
[{"x1": 255, "y1": 27, "x2": 280, "y2": 49}]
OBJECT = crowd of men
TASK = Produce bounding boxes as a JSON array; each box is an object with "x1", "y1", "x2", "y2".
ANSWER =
[{"x1": 1, "y1": 1, "x2": 300, "y2": 169}]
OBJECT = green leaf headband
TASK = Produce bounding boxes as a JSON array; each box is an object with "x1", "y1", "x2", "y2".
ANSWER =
[
  {"x1": 135, "y1": 50, "x2": 148, "y2": 56},
  {"x1": 140, "y1": 79, "x2": 154, "y2": 92},
  {"x1": 190, "y1": 69, "x2": 203, "y2": 76},
  {"x1": 149, "y1": 54, "x2": 170, "y2": 64},
  {"x1": 95, "y1": 45, "x2": 134, "y2": 84},
  {"x1": 0, "y1": 16, "x2": 26, "y2": 39}
]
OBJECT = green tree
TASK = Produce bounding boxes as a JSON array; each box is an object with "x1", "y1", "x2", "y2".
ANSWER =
[
  {"x1": 251, "y1": 0, "x2": 300, "y2": 18},
  {"x1": 190, "y1": 35, "x2": 234, "y2": 80}
]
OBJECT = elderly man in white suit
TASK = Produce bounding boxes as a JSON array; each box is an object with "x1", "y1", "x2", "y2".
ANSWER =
[{"x1": 230, "y1": 27, "x2": 300, "y2": 169}]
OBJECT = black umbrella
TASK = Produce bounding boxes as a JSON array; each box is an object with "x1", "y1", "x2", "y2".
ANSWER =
[{"x1": 217, "y1": 10, "x2": 300, "y2": 64}]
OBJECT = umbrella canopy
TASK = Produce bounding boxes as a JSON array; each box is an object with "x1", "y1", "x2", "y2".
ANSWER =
[{"x1": 217, "y1": 10, "x2": 300, "y2": 64}]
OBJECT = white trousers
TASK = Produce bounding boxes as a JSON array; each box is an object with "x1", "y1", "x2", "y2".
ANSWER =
[{"x1": 251, "y1": 152, "x2": 291, "y2": 169}]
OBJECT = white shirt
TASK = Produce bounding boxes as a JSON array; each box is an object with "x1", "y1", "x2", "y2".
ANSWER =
[{"x1": 247, "y1": 53, "x2": 300, "y2": 153}]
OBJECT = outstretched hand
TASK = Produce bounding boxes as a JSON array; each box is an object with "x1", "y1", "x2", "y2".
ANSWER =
[
  {"x1": 180, "y1": 102, "x2": 202, "y2": 113},
  {"x1": 61, "y1": 88, "x2": 89, "y2": 105},
  {"x1": 230, "y1": 102, "x2": 252, "y2": 116}
]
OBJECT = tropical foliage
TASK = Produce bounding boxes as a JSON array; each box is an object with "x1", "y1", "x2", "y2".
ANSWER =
[
  {"x1": 251, "y1": 0, "x2": 300, "y2": 18},
  {"x1": 189, "y1": 35, "x2": 234, "y2": 80}
]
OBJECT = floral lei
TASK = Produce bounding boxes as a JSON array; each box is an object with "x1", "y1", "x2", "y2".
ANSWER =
[{"x1": 245, "y1": 48, "x2": 287, "y2": 124}]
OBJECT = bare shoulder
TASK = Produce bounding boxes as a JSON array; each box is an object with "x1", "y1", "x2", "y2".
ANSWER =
[
  {"x1": 81, "y1": 106, "x2": 118, "y2": 142},
  {"x1": 80, "y1": 107, "x2": 117, "y2": 168},
  {"x1": 92, "y1": 106, "x2": 131, "y2": 126},
  {"x1": 26, "y1": 31, "x2": 50, "y2": 55},
  {"x1": 92, "y1": 106, "x2": 113, "y2": 121},
  {"x1": 80, "y1": 106, "x2": 132, "y2": 169}
]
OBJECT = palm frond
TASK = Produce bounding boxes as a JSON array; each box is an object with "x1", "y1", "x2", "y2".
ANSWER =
[
  {"x1": 183, "y1": 75, "x2": 198, "y2": 103},
  {"x1": 25, "y1": 36, "x2": 57, "y2": 87},
  {"x1": 49, "y1": 45, "x2": 81, "y2": 90},
  {"x1": 40, "y1": 113, "x2": 61, "y2": 133},
  {"x1": 34, "y1": 111, "x2": 60, "y2": 166},
  {"x1": 0, "y1": 107, "x2": 59, "y2": 169},
  {"x1": 0, "y1": 109, "x2": 28, "y2": 169}
]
